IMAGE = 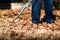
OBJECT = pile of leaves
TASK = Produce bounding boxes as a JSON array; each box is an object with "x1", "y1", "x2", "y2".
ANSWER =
[{"x1": 0, "y1": 9, "x2": 60, "y2": 40}]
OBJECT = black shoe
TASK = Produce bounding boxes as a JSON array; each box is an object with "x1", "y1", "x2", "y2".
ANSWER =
[
  {"x1": 32, "y1": 21, "x2": 42, "y2": 24},
  {"x1": 41, "y1": 18, "x2": 56, "y2": 24}
]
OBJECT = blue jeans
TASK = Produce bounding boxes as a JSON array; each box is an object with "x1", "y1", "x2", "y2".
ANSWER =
[{"x1": 32, "y1": 0, "x2": 55, "y2": 23}]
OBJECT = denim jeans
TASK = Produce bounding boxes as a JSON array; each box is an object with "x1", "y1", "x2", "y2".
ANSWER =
[{"x1": 32, "y1": 0, "x2": 55, "y2": 23}]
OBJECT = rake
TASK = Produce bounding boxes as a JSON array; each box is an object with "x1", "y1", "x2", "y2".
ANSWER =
[{"x1": 10, "y1": 0, "x2": 31, "y2": 26}]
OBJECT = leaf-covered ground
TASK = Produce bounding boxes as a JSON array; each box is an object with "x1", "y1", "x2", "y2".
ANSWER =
[{"x1": 0, "y1": 8, "x2": 60, "y2": 40}]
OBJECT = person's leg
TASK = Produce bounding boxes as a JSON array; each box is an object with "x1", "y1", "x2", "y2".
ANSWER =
[
  {"x1": 44, "y1": 0, "x2": 55, "y2": 23},
  {"x1": 32, "y1": 0, "x2": 42, "y2": 24}
]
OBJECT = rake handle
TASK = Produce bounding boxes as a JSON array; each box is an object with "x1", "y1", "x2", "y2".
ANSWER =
[{"x1": 10, "y1": 0, "x2": 31, "y2": 26}]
